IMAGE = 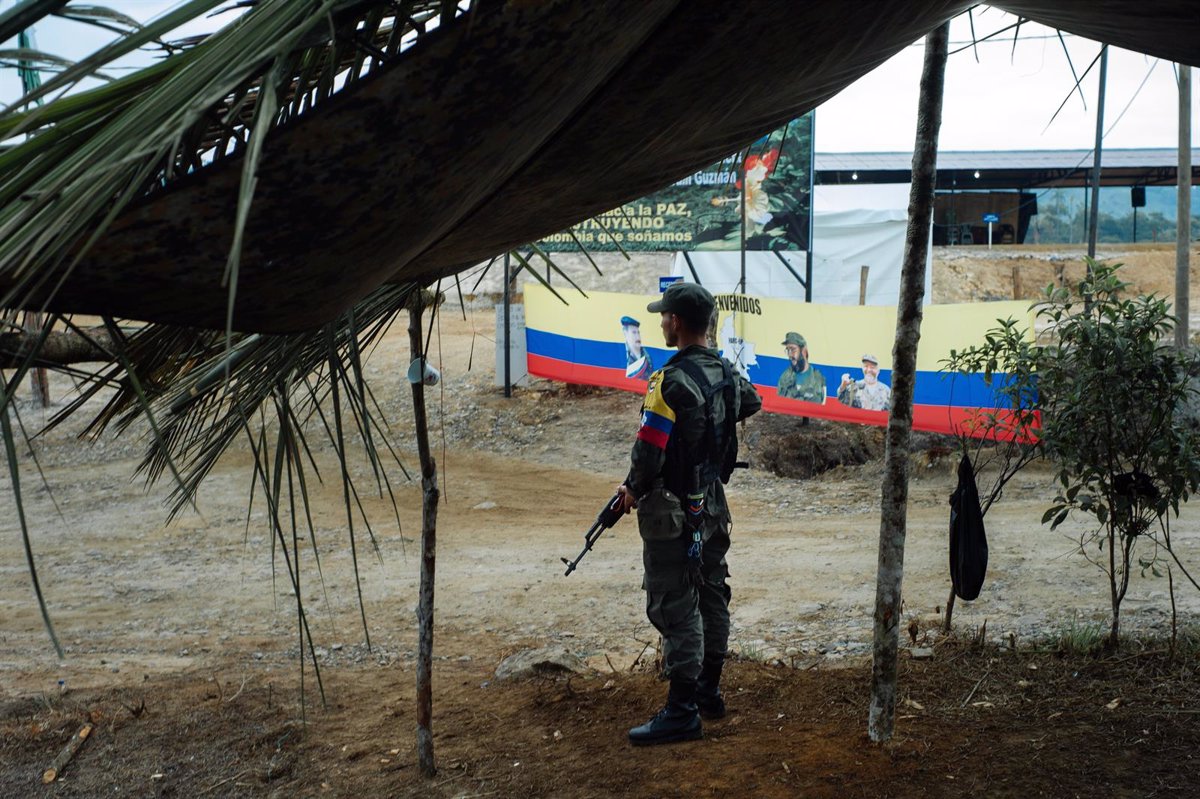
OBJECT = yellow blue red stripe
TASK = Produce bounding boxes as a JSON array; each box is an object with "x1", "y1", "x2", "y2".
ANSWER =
[
  {"x1": 637, "y1": 410, "x2": 673, "y2": 449},
  {"x1": 523, "y1": 284, "x2": 1037, "y2": 441},
  {"x1": 637, "y1": 371, "x2": 675, "y2": 449}
]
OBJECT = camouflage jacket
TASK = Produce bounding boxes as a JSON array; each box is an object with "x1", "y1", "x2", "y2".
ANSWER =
[
  {"x1": 777, "y1": 364, "x2": 826, "y2": 403},
  {"x1": 837, "y1": 378, "x2": 891, "y2": 412}
]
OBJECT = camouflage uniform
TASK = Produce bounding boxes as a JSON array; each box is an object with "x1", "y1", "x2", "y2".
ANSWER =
[
  {"x1": 837, "y1": 378, "x2": 891, "y2": 411},
  {"x1": 625, "y1": 345, "x2": 762, "y2": 684},
  {"x1": 777, "y1": 364, "x2": 826, "y2": 403}
]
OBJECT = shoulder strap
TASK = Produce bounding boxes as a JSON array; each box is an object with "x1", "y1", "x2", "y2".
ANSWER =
[
  {"x1": 671, "y1": 355, "x2": 736, "y2": 481},
  {"x1": 672, "y1": 354, "x2": 734, "y2": 399},
  {"x1": 671, "y1": 356, "x2": 710, "y2": 394}
]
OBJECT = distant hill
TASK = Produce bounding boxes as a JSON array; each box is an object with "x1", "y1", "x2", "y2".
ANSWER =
[
  {"x1": 1039, "y1": 186, "x2": 1195, "y2": 218},
  {"x1": 1032, "y1": 186, "x2": 1198, "y2": 243}
]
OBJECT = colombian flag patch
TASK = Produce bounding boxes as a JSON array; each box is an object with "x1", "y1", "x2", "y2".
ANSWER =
[{"x1": 636, "y1": 371, "x2": 675, "y2": 449}]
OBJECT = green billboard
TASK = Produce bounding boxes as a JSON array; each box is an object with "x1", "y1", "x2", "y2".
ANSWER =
[{"x1": 540, "y1": 113, "x2": 812, "y2": 252}]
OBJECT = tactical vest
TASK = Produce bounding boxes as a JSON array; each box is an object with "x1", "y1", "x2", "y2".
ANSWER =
[{"x1": 662, "y1": 353, "x2": 741, "y2": 499}]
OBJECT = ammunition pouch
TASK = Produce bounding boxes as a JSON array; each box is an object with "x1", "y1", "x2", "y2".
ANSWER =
[{"x1": 637, "y1": 487, "x2": 685, "y2": 542}]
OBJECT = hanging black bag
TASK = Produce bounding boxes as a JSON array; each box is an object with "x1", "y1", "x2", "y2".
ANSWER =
[{"x1": 948, "y1": 454, "x2": 988, "y2": 601}]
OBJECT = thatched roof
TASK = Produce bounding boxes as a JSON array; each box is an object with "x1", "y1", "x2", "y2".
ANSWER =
[{"x1": 4, "y1": 1, "x2": 1199, "y2": 333}]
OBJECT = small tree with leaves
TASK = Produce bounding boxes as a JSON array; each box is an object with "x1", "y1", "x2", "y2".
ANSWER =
[
  {"x1": 1039, "y1": 262, "x2": 1200, "y2": 649},
  {"x1": 950, "y1": 261, "x2": 1200, "y2": 650}
]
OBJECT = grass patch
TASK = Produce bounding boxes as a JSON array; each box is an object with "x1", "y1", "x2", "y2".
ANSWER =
[{"x1": 1055, "y1": 616, "x2": 1108, "y2": 656}]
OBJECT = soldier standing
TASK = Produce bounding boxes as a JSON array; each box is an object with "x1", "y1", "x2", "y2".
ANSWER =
[
  {"x1": 616, "y1": 282, "x2": 762, "y2": 745},
  {"x1": 776, "y1": 331, "x2": 826, "y2": 403}
]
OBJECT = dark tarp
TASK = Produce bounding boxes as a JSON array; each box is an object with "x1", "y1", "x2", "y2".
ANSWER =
[{"x1": 6, "y1": 0, "x2": 1199, "y2": 332}]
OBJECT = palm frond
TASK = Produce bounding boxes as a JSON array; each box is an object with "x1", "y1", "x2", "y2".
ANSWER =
[
  {"x1": 1044, "y1": 45, "x2": 1104, "y2": 133},
  {"x1": 1, "y1": 275, "x2": 428, "y2": 659},
  {"x1": 0, "y1": 48, "x2": 78, "y2": 72},
  {"x1": 1, "y1": 378, "x2": 63, "y2": 658},
  {"x1": 0, "y1": 0, "x2": 701, "y2": 669},
  {"x1": 54, "y1": 4, "x2": 143, "y2": 36},
  {"x1": 0, "y1": 1, "x2": 69, "y2": 46},
  {"x1": 0, "y1": 1, "x2": 452, "y2": 321}
]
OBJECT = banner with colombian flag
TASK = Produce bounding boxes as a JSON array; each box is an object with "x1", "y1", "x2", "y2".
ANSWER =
[{"x1": 523, "y1": 283, "x2": 1033, "y2": 438}]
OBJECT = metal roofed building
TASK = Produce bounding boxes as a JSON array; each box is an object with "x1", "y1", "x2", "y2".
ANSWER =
[
  {"x1": 816, "y1": 149, "x2": 1198, "y2": 245},
  {"x1": 816, "y1": 148, "x2": 1198, "y2": 190}
]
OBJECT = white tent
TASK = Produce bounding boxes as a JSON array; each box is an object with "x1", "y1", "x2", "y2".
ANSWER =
[{"x1": 670, "y1": 183, "x2": 932, "y2": 305}]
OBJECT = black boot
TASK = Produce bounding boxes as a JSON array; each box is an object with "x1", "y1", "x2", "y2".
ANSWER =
[
  {"x1": 628, "y1": 679, "x2": 702, "y2": 746},
  {"x1": 695, "y1": 656, "x2": 726, "y2": 720}
]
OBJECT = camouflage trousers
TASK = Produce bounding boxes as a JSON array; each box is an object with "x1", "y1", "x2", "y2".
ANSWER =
[{"x1": 644, "y1": 531, "x2": 732, "y2": 683}]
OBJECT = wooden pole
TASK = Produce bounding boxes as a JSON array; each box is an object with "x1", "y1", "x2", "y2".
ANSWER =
[
  {"x1": 740, "y1": 145, "x2": 749, "y2": 294},
  {"x1": 15, "y1": 30, "x2": 49, "y2": 408},
  {"x1": 806, "y1": 112, "x2": 816, "y2": 303},
  {"x1": 408, "y1": 289, "x2": 440, "y2": 777},
  {"x1": 859, "y1": 266, "x2": 870, "y2": 305},
  {"x1": 1086, "y1": 46, "x2": 1108, "y2": 264},
  {"x1": 503, "y1": 252, "x2": 512, "y2": 397},
  {"x1": 23, "y1": 313, "x2": 50, "y2": 407},
  {"x1": 868, "y1": 20, "x2": 948, "y2": 744},
  {"x1": 1176, "y1": 64, "x2": 1192, "y2": 349}
]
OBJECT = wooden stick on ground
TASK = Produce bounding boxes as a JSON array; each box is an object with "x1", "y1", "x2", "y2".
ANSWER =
[
  {"x1": 409, "y1": 288, "x2": 441, "y2": 779},
  {"x1": 42, "y1": 722, "x2": 93, "y2": 783}
]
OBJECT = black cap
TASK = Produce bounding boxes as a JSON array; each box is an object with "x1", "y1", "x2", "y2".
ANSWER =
[{"x1": 647, "y1": 282, "x2": 715, "y2": 328}]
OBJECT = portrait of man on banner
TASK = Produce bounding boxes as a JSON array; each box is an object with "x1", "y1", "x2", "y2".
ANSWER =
[
  {"x1": 777, "y1": 331, "x2": 825, "y2": 403},
  {"x1": 837, "y1": 353, "x2": 892, "y2": 412},
  {"x1": 621, "y1": 315, "x2": 653, "y2": 380}
]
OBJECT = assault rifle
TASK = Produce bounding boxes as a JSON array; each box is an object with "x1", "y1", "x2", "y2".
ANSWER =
[{"x1": 561, "y1": 494, "x2": 625, "y2": 576}]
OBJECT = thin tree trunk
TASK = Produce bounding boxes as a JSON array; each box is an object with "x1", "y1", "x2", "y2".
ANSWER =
[
  {"x1": 1168, "y1": 565, "x2": 1178, "y2": 660},
  {"x1": 1108, "y1": 604, "x2": 1120, "y2": 650},
  {"x1": 868, "y1": 20, "x2": 949, "y2": 744},
  {"x1": 1108, "y1": 525, "x2": 1120, "y2": 650},
  {"x1": 1176, "y1": 64, "x2": 1192, "y2": 349},
  {"x1": 943, "y1": 587, "x2": 955, "y2": 634},
  {"x1": 408, "y1": 290, "x2": 440, "y2": 777},
  {"x1": 1109, "y1": 531, "x2": 1136, "y2": 651}
]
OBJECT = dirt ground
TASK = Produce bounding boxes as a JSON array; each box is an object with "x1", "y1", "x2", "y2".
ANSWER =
[{"x1": 2, "y1": 244, "x2": 1200, "y2": 797}]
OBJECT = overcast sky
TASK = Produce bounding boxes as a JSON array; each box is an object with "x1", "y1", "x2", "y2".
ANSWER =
[
  {"x1": 3, "y1": 3, "x2": 1197, "y2": 155},
  {"x1": 823, "y1": 9, "x2": 1199, "y2": 153}
]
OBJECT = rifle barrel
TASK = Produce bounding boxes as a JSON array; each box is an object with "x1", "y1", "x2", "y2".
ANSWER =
[
  {"x1": 562, "y1": 519, "x2": 607, "y2": 576},
  {"x1": 560, "y1": 493, "x2": 624, "y2": 576}
]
